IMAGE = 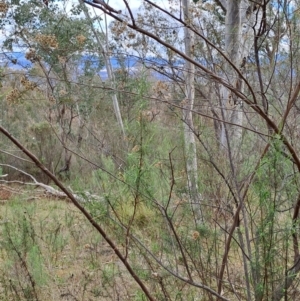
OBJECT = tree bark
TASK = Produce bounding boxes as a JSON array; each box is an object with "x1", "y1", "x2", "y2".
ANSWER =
[
  {"x1": 182, "y1": 0, "x2": 202, "y2": 223},
  {"x1": 220, "y1": 0, "x2": 242, "y2": 149}
]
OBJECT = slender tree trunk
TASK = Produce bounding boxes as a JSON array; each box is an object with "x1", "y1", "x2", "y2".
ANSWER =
[
  {"x1": 220, "y1": 0, "x2": 243, "y2": 149},
  {"x1": 182, "y1": 0, "x2": 202, "y2": 223},
  {"x1": 80, "y1": 1, "x2": 126, "y2": 138},
  {"x1": 219, "y1": 0, "x2": 262, "y2": 150},
  {"x1": 221, "y1": 3, "x2": 257, "y2": 159},
  {"x1": 218, "y1": 1, "x2": 264, "y2": 298}
]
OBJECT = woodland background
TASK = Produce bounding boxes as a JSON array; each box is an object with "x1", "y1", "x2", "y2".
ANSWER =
[{"x1": 1, "y1": 0, "x2": 300, "y2": 300}]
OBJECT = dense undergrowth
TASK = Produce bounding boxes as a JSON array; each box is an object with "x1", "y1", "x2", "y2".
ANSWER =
[{"x1": 1, "y1": 66, "x2": 300, "y2": 299}]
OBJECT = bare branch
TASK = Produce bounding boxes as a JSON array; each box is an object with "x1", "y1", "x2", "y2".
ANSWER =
[
  {"x1": 91, "y1": 0, "x2": 121, "y2": 14},
  {"x1": 0, "y1": 126, "x2": 156, "y2": 301},
  {"x1": 0, "y1": 149, "x2": 33, "y2": 163},
  {"x1": 214, "y1": 0, "x2": 227, "y2": 13}
]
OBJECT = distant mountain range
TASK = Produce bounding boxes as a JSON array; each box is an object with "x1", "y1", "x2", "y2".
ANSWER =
[{"x1": 0, "y1": 52, "x2": 183, "y2": 80}]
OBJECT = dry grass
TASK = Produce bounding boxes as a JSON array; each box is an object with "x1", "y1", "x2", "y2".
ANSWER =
[
  {"x1": 0, "y1": 185, "x2": 14, "y2": 201},
  {"x1": 0, "y1": 182, "x2": 295, "y2": 300},
  {"x1": 0, "y1": 191, "x2": 141, "y2": 301},
  {"x1": 0, "y1": 187, "x2": 232, "y2": 300}
]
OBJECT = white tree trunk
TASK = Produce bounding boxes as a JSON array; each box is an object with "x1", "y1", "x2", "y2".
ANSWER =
[
  {"x1": 182, "y1": 0, "x2": 202, "y2": 222},
  {"x1": 220, "y1": 0, "x2": 241, "y2": 149},
  {"x1": 220, "y1": 0, "x2": 257, "y2": 152},
  {"x1": 80, "y1": 2, "x2": 126, "y2": 138}
]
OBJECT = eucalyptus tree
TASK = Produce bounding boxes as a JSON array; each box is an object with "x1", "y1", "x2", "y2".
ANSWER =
[
  {"x1": 0, "y1": 0, "x2": 106, "y2": 175},
  {"x1": 182, "y1": 0, "x2": 202, "y2": 222},
  {"x1": 2, "y1": 0, "x2": 300, "y2": 300}
]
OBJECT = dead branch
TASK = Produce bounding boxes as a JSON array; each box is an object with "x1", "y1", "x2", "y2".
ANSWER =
[{"x1": 0, "y1": 163, "x2": 103, "y2": 202}]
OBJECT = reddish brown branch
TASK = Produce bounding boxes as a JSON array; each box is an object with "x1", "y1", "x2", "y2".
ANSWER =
[
  {"x1": 217, "y1": 143, "x2": 271, "y2": 296},
  {"x1": 0, "y1": 125, "x2": 156, "y2": 301}
]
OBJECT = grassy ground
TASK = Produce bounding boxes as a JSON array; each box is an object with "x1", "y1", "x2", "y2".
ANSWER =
[
  {"x1": 0, "y1": 176, "x2": 295, "y2": 301},
  {"x1": 0, "y1": 184, "x2": 229, "y2": 301},
  {"x1": 0, "y1": 185, "x2": 142, "y2": 301}
]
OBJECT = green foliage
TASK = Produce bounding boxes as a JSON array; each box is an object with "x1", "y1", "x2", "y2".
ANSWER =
[
  {"x1": 134, "y1": 290, "x2": 147, "y2": 301},
  {"x1": 115, "y1": 198, "x2": 157, "y2": 228},
  {"x1": 28, "y1": 245, "x2": 47, "y2": 286},
  {"x1": 1, "y1": 0, "x2": 300, "y2": 299},
  {"x1": 0, "y1": 200, "x2": 46, "y2": 300},
  {"x1": 247, "y1": 141, "x2": 296, "y2": 298}
]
